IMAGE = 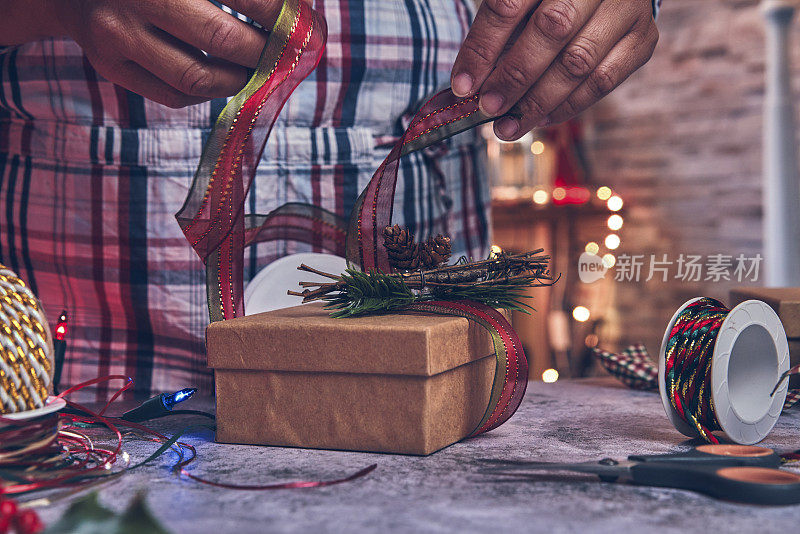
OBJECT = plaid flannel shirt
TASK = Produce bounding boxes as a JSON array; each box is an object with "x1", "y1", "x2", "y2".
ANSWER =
[
  {"x1": 0, "y1": 0, "x2": 661, "y2": 398},
  {"x1": 0, "y1": 0, "x2": 489, "y2": 398}
]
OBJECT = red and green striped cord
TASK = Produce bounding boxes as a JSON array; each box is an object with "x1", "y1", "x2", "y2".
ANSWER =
[
  {"x1": 664, "y1": 297, "x2": 730, "y2": 444},
  {"x1": 596, "y1": 297, "x2": 800, "y2": 444}
]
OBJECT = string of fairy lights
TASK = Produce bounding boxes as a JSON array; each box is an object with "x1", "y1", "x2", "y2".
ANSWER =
[
  {"x1": 488, "y1": 131, "x2": 625, "y2": 384},
  {"x1": 530, "y1": 185, "x2": 625, "y2": 384},
  {"x1": 523, "y1": 183, "x2": 625, "y2": 327},
  {"x1": 574, "y1": 186, "x2": 624, "y2": 325}
]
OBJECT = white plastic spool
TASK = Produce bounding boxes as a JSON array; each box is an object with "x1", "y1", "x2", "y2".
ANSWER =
[
  {"x1": 0, "y1": 396, "x2": 65, "y2": 428},
  {"x1": 244, "y1": 253, "x2": 347, "y2": 315},
  {"x1": 658, "y1": 298, "x2": 790, "y2": 445}
]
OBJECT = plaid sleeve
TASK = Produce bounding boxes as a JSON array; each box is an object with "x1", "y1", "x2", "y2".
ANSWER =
[{"x1": 653, "y1": 0, "x2": 662, "y2": 19}]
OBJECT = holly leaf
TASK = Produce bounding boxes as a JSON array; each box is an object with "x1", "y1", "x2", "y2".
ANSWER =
[
  {"x1": 43, "y1": 492, "x2": 171, "y2": 534},
  {"x1": 116, "y1": 493, "x2": 171, "y2": 534}
]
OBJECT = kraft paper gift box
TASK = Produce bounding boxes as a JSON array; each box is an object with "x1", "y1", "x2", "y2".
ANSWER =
[
  {"x1": 206, "y1": 303, "x2": 498, "y2": 455},
  {"x1": 730, "y1": 287, "x2": 800, "y2": 386}
]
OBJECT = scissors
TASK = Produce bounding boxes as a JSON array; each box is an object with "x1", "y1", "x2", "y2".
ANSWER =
[{"x1": 478, "y1": 444, "x2": 800, "y2": 505}]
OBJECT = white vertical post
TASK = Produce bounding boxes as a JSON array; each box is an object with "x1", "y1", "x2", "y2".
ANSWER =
[{"x1": 763, "y1": 0, "x2": 800, "y2": 286}]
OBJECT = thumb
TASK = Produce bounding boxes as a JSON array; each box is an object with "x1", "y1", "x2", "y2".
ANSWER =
[{"x1": 221, "y1": 0, "x2": 312, "y2": 30}]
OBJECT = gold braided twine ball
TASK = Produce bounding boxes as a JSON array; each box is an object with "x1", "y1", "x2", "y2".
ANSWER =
[{"x1": 0, "y1": 264, "x2": 54, "y2": 414}]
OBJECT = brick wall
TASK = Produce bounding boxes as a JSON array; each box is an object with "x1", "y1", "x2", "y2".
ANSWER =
[{"x1": 581, "y1": 0, "x2": 796, "y2": 352}]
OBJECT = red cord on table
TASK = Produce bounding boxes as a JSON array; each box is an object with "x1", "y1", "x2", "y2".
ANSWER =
[{"x1": 1, "y1": 375, "x2": 376, "y2": 499}]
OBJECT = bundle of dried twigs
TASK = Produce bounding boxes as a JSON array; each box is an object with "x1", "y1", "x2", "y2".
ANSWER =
[{"x1": 288, "y1": 250, "x2": 556, "y2": 317}]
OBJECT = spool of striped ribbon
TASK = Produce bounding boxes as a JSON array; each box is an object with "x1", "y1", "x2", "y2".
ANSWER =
[{"x1": 658, "y1": 297, "x2": 792, "y2": 445}]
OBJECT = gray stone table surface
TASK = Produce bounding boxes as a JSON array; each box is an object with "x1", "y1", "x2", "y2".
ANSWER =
[{"x1": 28, "y1": 378, "x2": 800, "y2": 533}]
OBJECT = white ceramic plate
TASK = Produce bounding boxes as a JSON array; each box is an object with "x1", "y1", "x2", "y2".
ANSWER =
[{"x1": 244, "y1": 253, "x2": 348, "y2": 315}]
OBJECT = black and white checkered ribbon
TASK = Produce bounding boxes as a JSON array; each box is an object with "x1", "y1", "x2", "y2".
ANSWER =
[
  {"x1": 593, "y1": 345, "x2": 800, "y2": 411},
  {"x1": 592, "y1": 343, "x2": 658, "y2": 391}
]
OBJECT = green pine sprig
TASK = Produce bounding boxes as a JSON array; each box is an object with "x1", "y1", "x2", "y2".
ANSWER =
[
  {"x1": 290, "y1": 250, "x2": 556, "y2": 318},
  {"x1": 428, "y1": 277, "x2": 536, "y2": 313},
  {"x1": 321, "y1": 268, "x2": 538, "y2": 318},
  {"x1": 323, "y1": 269, "x2": 416, "y2": 318}
]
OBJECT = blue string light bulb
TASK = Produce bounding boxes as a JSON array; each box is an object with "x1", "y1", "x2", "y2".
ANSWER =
[
  {"x1": 163, "y1": 388, "x2": 197, "y2": 410},
  {"x1": 121, "y1": 387, "x2": 198, "y2": 422}
]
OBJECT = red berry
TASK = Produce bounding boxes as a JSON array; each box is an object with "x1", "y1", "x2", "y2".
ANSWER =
[
  {"x1": 15, "y1": 510, "x2": 43, "y2": 534},
  {"x1": 0, "y1": 501, "x2": 16, "y2": 520}
]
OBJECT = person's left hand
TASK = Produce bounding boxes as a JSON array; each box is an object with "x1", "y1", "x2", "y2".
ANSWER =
[{"x1": 450, "y1": 0, "x2": 659, "y2": 141}]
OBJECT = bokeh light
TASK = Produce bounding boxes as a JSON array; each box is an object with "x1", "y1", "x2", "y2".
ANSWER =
[
  {"x1": 585, "y1": 242, "x2": 600, "y2": 255},
  {"x1": 552, "y1": 187, "x2": 566, "y2": 201},
  {"x1": 607, "y1": 214, "x2": 623, "y2": 231},
  {"x1": 605, "y1": 234, "x2": 621, "y2": 250},
  {"x1": 532, "y1": 188, "x2": 549, "y2": 205},
  {"x1": 602, "y1": 253, "x2": 616, "y2": 268},
  {"x1": 607, "y1": 195, "x2": 623, "y2": 212},
  {"x1": 597, "y1": 186, "x2": 613, "y2": 200},
  {"x1": 542, "y1": 368, "x2": 559, "y2": 383},
  {"x1": 572, "y1": 306, "x2": 591, "y2": 322},
  {"x1": 531, "y1": 141, "x2": 545, "y2": 155}
]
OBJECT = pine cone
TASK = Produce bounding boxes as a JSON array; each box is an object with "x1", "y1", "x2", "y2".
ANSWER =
[
  {"x1": 419, "y1": 234, "x2": 451, "y2": 268},
  {"x1": 383, "y1": 225, "x2": 420, "y2": 270}
]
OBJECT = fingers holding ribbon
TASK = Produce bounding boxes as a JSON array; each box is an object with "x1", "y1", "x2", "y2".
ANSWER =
[
  {"x1": 148, "y1": 0, "x2": 271, "y2": 69},
  {"x1": 477, "y1": 0, "x2": 603, "y2": 123},
  {"x1": 450, "y1": 0, "x2": 542, "y2": 98},
  {"x1": 497, "y1": 0, "x2": 657, "y2": 139},
  {"x1": 547, "y1": 21, "x2": 659, "y2": 126},
  {"x1": 55, "y1": 0, "x2": 295, "y2": 108},
  {"x1": 451, "y1": 0, "x2": 658, "y2": 141}
]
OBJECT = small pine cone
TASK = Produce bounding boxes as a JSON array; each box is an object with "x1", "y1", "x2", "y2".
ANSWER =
[
  {"x1": 393, "y1": 246, "x2": 421, "y2": 271},
  {"x1": 419, "y1": 234, "x2": 451, "y2": 268},
  {"x1": 384, "y1": 225, "x2": 420, "y2": 270}
]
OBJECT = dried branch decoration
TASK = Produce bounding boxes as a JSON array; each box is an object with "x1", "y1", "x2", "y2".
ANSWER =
[{"x1": 288, "y1": 249, "x2": 557, "y2": 318}]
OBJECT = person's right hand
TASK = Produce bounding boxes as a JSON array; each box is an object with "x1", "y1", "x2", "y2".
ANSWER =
[{"x1": 51, "y1": 0, "x2": 285, "y2": 108}]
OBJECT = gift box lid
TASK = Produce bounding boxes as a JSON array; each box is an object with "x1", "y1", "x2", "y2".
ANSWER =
[
  {"x1": 206, "y1": 303, "x2": 498, "y2": 376},
  {"x1": 730, "y1": 287, "x2": 800, "y2": 338}
]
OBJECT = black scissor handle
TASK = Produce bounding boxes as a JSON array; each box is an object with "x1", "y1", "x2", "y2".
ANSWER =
[
  {"x1": 629, "y1": 444, "x2": 781, "y2": 468},
  {"x1": 629, "y1": 462, "x2": 800, "y2": 505}
]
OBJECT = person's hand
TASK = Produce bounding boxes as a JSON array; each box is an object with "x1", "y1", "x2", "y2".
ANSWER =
[
  {"x1": 49, "y1": 0, "x2": 289, "y2": 108},
  {"x1": 450, "y1": 0, "x2": 659, "y2": 140}
]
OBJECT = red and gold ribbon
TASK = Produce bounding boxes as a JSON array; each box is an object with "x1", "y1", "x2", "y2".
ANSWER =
[
  {"x1": 346, "y1": 90, "x2": 491, "y2": 271},
  {"x1": 407, "y1": 301, "x2": 527, "y2": 436},
  {"x1": 177, "y1": 0, "x2": 527, "y2": 437},
  {"x1": 176, "y1": 0, "x2": 343, "y2": 322}
]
